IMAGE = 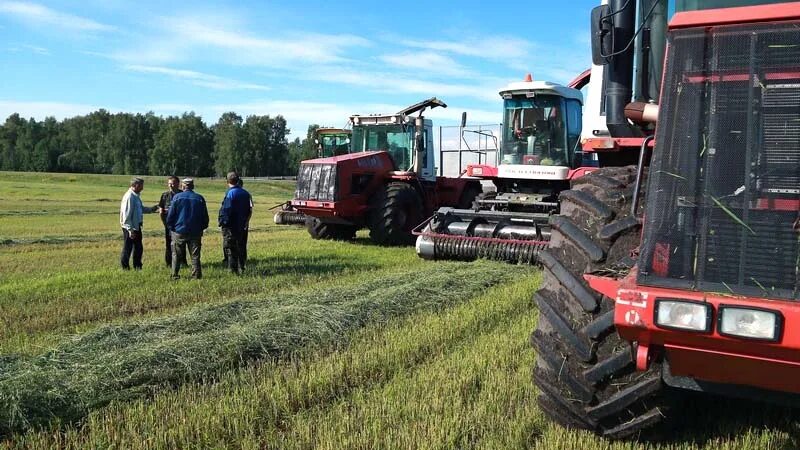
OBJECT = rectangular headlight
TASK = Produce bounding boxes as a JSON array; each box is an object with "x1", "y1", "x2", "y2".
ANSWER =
[
  {"x1": 718, "y1": 306, "x2": 782, "y2": 342},
  {"x1": 654, "y1": 299, "x2": 713, "y2": 332}
]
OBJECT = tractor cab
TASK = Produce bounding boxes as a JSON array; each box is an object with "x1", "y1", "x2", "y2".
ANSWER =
[
  {"x1": 498, "y1": 79, "x2": 583, "y2": 178},
  {"x1": 349, "y1": 112, "x2": 436, "y2": 181},
  {"x1": 315, "y1": 128, "x2": 351, "y2": 158}
]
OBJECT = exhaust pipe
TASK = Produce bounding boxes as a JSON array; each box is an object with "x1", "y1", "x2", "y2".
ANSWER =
[{"x1": 606, "y1": 0, "x2": 642, "y2": 137}]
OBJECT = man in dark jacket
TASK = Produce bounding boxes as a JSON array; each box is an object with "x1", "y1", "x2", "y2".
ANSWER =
[
  {"x1": 219, "y1": 172, "x2": 253, "y2": 274},
  {"x1": 166, "y1": 178, "x2": 209, "y2": 279},
  {"x1": 157, "y1": 175, "x2": 181, "y2": 267}
]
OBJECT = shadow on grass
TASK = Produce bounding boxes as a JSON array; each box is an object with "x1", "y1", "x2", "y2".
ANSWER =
[
  {"x1": 658, "y1": 390, "x2": 800, "y2": 448},
  {"x1": 206, "y1": 254, "x2": 377, "y2": 278}
]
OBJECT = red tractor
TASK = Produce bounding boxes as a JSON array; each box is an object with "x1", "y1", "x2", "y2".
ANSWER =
[
  {"x1": 288, "y1": 98, "x2": 482, "y2": 245},
  {"x1": 531, "y1": 0, "x2": 800, "y2": 439}
]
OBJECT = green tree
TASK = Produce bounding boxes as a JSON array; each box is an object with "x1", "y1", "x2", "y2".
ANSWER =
[
  {"x1": 150, "y1": 113, "x2": 214, "y2": 177},
  {"x1": 212, "y1": 112, "x2": 244, "y2": 176},
  {"x1": 287, "y1": 124, "x2": 320, "y2": 174},
  {"x1": 0, "y1": 114, "x2": 26, "y2": 170}
]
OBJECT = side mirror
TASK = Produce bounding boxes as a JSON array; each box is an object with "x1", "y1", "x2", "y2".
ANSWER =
[
  {"x1": 591, "y1": 5, "x2": 613, "y2": 65},
  {"x1": 461, "y1": 111, "x2": 467, "y2": 128}
]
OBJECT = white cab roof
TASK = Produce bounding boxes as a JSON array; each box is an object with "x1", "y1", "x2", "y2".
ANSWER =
[{"x1": 499, "y1": 80, "x2": 583, "y2": 103}]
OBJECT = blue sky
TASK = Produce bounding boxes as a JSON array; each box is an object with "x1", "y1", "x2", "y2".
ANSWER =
[{"x1": 0, "y1": 0, "x2": 598, "y2": 138}]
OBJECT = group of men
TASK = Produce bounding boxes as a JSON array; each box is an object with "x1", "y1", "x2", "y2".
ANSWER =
[{"x1": 119, "y1": 172, "x2": 253, "y2": 279}]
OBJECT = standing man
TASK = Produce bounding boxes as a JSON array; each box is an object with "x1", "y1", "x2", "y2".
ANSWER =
[
  {"x1": 157, "y1": 176, "x2": 181, "y2": 267},
  {"x1": 219, "y1": 172, "x2": 252, "y2": 274},
  {"x1": 120, "y1": 177, "x2": 146, "y2": 270},
  {"x1": 238, "y1": 178, "x2": 254, "y2": 271},
  {"x1": 167, "y1": 178, "x2": 209, "y2": 279}
]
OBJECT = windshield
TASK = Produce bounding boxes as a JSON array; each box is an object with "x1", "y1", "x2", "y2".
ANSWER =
[
  {"x1": 319, "y1": 133, "x2": 350, "y2": 157},
  {"x1": 501, "y1": 95, "x2": 568, "y2": 166},
  {"x1": 351, "y1": 124, "x2": 413, "y2": 170},
  {"x1": 675, "y1": 0, "x2": 789, "y2": 12}
]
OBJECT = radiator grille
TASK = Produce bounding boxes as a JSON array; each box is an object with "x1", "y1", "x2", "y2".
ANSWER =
[
  {"x1": 295, "y1": 163, "x2": 338, "y2": 202},
  {"x1": 639, "y1": 21, "x2": 800, "y2": 300}
]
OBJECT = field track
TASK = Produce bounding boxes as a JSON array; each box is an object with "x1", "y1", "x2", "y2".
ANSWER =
[{"x1": 0, "y1": 171, "x2": 798, "y2": 449}]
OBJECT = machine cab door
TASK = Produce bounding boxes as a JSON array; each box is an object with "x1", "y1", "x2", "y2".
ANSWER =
[
  {"x1": 420, "y1": 119, "x2": 436, "y2": 181},
  {"x1": 565, "y1": 98, "x2": 584, "y2": 168}
]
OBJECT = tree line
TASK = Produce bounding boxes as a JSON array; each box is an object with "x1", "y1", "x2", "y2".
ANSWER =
[{"x1": 0, "y1": 110, "x2": 323, "y2": 177}]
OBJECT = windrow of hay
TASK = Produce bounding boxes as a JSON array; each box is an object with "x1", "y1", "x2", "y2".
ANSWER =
[{"x1": 0, "y1": 260, "x2": 526, "y2": 437}]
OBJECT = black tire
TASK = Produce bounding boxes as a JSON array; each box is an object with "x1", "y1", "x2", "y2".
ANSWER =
[
  {"x1": 457, "y1": 184, "x2": 482, "y2": 209},
  {"x1": 305, "y1": 217, "x2": 356, "y2": 241},
  {"x1": 531, "y1": 166, "x2": 671, "y2": 439},
  {"x1": 368, "y1": 182, "x2": 423, "y2": 246}
]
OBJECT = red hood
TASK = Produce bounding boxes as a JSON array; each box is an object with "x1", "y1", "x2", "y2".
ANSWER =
[{"x1": 302, "y1": 151, "x2": 384, "y2": 165}]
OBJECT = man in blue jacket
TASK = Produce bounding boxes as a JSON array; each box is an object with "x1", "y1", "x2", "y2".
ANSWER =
[
  {"x1": 167, "y1": 178, "x2": 210, "y2": 279},
  {"x1": 219, "y1": 172, "x2": 253, "y2": 274}
]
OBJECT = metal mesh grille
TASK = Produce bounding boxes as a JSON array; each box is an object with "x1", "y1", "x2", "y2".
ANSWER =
[
  {"x1": 295, "y1": 163, "x2": 338, "y2": 202},
  {"x1": 639, "y1": 22, "x2": 800, "y2": 300}
]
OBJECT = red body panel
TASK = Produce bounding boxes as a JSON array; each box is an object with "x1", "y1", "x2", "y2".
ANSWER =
[
  {"x1": 465, "y1": 164, "x2": 499, "y2": 178},
  {"x1": 292, "y1": 151, "x2": 478, "y2": 225},
  {"x1": 585, "y1": 271, "x2": 800, "y2": 394},
  {"x1": 582, "y1": 137, "x2": 654, "y2": 152},
  {"x1": 670, "y1": 2, "x2": 800, "y2": 29},
  {"x1": 567, "y1": 167, "x2": 599, "y2": 180}
]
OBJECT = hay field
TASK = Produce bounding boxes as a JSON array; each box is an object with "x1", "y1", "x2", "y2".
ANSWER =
[{"x1": 0, "y1": 171, "x2": 797, "y2": 449}]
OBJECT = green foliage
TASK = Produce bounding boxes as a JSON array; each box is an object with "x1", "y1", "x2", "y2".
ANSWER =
[
  {"x1": 0, "y1": 111, "x2": 304, "y2": 177},
  {"x1": 0, "y1": 261, "x2": 519, "y2": 437}
]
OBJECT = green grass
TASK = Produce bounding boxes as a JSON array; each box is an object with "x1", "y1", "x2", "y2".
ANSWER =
[{"x1": 0, "y1": 171, "x2": 798, "y2": 449}]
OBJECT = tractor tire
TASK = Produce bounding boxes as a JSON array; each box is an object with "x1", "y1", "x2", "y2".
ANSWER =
[
  {"x1": 305, "y1": 217, "x2": 356, "y2": 241},
  {"x1": 457, "y1": 184, "x2": 482, "y2": 209},
  {"x1": 368, "y1": 182, "x2": 423, "y2": 246},
  {"x1": 531, "y1": 166, "x2": 671, "y2": 439}
]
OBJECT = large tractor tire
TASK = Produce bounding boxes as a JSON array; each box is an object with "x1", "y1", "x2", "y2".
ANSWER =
[
  {"x1": 531, "y1": 166, "x2": 671, "y2": 439},
  {"x1": 305, "y1": 217, "x2": 356, "y2": 241},
  {"x1": 368, "y1": 182, "x2": 423, "y2": 246}
]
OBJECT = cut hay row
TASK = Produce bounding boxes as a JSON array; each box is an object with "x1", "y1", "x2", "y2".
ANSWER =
[{"x1": 0, "y1": 260, "x2": 526, "y2": 437}]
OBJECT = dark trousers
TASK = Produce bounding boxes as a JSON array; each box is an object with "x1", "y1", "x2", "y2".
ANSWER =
[
  {"x1": 241, "y1": 229, "x2": 248, "y2": 269},
  {"x1": 163, "y1": 226, "x2": 172, "y2": 266},
  {"x1": 172, "y1": 233, "x2": 202, "y2": 279},
  {"x1": 222, "y1": 227, "x2": 246, "y2": 273},
  {"x1": 121, "y1": 228, "x2": 143, "y2": 270}
]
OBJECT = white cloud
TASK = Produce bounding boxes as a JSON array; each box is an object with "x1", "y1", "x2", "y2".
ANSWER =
[
  {"x1": 0, "y1": 1, "x2": 115, "y2": 32},
  {"x1": 113, "y1": 15, "x2": 370, "y2": 68},
  {"x1": 401, "y1": 36, "x2": 534, "y2": 61},
  {"x1": 302, "y1": 67, "x2": 502, "y2": 103},
  {"x1": 0, "y1": 100, "x2": 104, "y2": 120},
  {"x1": 379, "y1": 51, "x2": 473, "y2": 78},
  {"x1": 123, "y1": 64, "x2": 269, "y2": 91}
]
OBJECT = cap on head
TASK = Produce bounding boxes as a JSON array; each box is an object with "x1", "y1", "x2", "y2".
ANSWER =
[
  {"x1": 226, "y1": 171, "x2": 240, "y2": 185},
  {"x1": 130, "y1": 177, "x2": 144, "y2": 186},
  {"x1": 182, "y1": 177, "x2": 194, "y2": 189}
]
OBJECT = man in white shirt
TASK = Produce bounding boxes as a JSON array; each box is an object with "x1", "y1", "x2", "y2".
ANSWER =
[{"x1": 120, "y1": 177, "x2": 146, "y2": 270}]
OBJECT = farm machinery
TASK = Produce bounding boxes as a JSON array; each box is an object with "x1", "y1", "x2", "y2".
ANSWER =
[
  {"x1": 415, "y1": 72, "x2": 601, "y2": 263},
  {"x1": 274, "y1": 127, "x2": 352, "y2": 226},
  {"x1": 527, "y1": 0, "x2": 800, "y2": 439},
  {"x1": 282, "y1": 98, "x2": 482, "y2": 245},
  {"x1": 314, "y1": 128, "x2": 351, "y2": 158}
]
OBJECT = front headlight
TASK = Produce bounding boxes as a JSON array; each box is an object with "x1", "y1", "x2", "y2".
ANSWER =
[
  {"x1": 654, "y1": 299, "x2": 713, "y2": 332},
  {"x1": 718, "y1": 306, "x2": 782, "y2": 342}
]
